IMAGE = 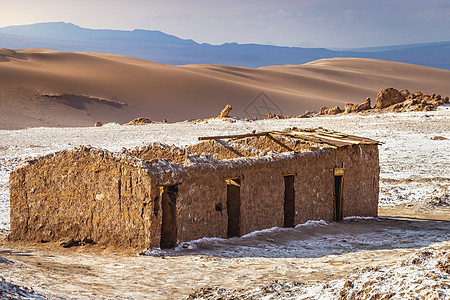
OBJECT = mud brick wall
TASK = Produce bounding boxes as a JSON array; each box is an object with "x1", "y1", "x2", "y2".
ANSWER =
[
  {"x1": 186, "y1": 140, "x2": 264, "y2": 159},
  {"x1": 174, "y1": 161, "x2": 286, "y2": 242},
  {"x1": 295, "y1": 150, "x2": 336, "y2": 223},
  {"x1": 9, "y1": 147, "x2": 156, "y2": 249},
  {"x1": 125, "y1": 143, "x2": 187, "y2": 164},
  {"x1": 239, "y1": 162, "x2": 285, "y2": 235},
  {"x1": 235, "y1": 135, "x2": 314, "y2": 153},
  {"x1": 175, "y1": 168, "x2": 229, "y2": 242},
  {"x1": 8, "y1": 142, "x2": 379, "y2": 249},
  {"x1": 293, "y1": 145, "x2": 379, "y2": 223},
  {"x1": 174, "y1": 144, "x2": 379, "y2": 244},
  {"x1": 336, "y1": 144, "x2": 380, "y2": 218}
]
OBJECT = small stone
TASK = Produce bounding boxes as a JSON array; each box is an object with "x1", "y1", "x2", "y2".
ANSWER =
[{"x1": 431, "y1": 136, "x2": 447, "y2": 140}]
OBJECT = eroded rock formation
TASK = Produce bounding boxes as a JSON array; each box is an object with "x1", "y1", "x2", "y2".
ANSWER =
[
  {"x1": 124, "y1": 117, "x2": 155, "y2": 125},
  {"x1": 319, "y1": 105, "x2": 343, "y2": 115},
  {"x1": 315, "y1": 87, "x2": 448, "y2": 116},
  {"x1": 345, "y1": 98, "x2": 371, "y2": 114},
  {"x1": 375, "y1": 88, "x2": 406, "y2": 109},
  {"x1": 218, "y1": 104, "x2": 232, "y2": 118}
]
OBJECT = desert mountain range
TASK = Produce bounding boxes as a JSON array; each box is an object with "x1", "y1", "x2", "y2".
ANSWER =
[
  {"x1": 1, "y1": 48, "x2": 450, "y2": 129},
  {"x1": 1, "y1": 22, "x2": 450, "y2": 69}
]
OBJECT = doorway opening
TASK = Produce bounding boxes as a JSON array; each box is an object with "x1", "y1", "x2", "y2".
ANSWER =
[
  {"x1": 226, "y1": 178, "x2": 241, "y2": 238},
  {"x1": 160, "y1": 185, "x2": 178, "y2": 249},
  {"x1": 334, "y1": 175, "x2": 343, "y2": 221},
  {"x1": 283, "y1": 175, "x2": 295, "y2": 227}
]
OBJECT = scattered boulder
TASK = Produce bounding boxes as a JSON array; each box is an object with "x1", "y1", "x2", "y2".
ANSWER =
[
  {"x1": 319, "y1": 105, "x2": 343, "y2": 115},
  {"x1": 345, "y1": 98, "x2": 371, "y2": 114},
  {"x1": 94, "y1": 121, "x2": 103, "y2": 127},
  {"x1": 375, "y1": 88, "x2": 405, "y2": 109},
  {"x1": 123, "y1": 117, "x2": 154, "y2": 125},
  {"x1": 267, "y1": 113, "x2": 290, "y2": 119},
  {"x1": 218, "y1": 104, "x2": 232, "y2": 118}
]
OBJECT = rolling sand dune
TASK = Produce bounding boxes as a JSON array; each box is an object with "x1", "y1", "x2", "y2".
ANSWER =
[{"x1": 1, "y1": 49, "x2": 450, "y2": 129}]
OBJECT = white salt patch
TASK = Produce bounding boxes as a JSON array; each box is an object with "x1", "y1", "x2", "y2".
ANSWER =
[
  {"x1": 295, "y1": 220, "x2": 329, "y2": 228},
  {"x1": 343, "y1": 216, "x2": 378, "y2": 221}
]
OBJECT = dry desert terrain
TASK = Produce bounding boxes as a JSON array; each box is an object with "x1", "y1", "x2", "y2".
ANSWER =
[
  {"x1": 0, "y1": 51, "x2": 449, "y2": 299},
  {"x1": 0, "y1": 106, "x2": 449, "y2": 299}
]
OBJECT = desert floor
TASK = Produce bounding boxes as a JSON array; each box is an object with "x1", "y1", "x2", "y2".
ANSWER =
[{"x1": 0, "y1": 106, "x2": 448, "y2": 299}]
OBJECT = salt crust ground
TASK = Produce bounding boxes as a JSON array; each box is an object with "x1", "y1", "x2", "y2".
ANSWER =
[
  {"x1": 0, "y1": 107, "x2": 448, "y2": 299},
  {"x1": 187, "y1": 241, "x2": 450, "y2": 299}
]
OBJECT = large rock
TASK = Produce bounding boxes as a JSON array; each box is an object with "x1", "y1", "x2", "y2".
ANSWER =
[
  {"x1": 345, "y1": 98, "x2": 371, "y2": 114},
  {"x1": 375, "y1": 88, "x2": 405, "y2": 109},
  {"x1": 124, "y1": 117, "x2": 154, "y2": 125},
  {"x1": 319, "y1": 105, "x2": 343, "y2": 115}
]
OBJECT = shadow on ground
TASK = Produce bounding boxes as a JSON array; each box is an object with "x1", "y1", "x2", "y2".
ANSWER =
[{"x1": 154, "y1": 217, "x2": 450, "y2": 259}]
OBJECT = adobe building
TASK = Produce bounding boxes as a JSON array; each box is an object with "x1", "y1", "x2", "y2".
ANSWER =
[{"x1": 8, "y1": 128, "x2": 380, "y2": 250}]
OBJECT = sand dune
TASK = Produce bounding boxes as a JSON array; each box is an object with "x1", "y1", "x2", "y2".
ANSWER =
[{"x1": 1, "y1": 49, "x2": 450, "y2": 129}]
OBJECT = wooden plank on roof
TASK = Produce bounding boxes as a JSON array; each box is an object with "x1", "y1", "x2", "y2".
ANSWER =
[
  {"x1": 198, "y1": 129, "x2": 380, "y2": 147},
  {"x1": 282, "y1": 132, "x2": 353, "y2": 147},
  {"x1": 198, "y1": 132, "x2": 270, "y2": 141},
  {"x1": 280, "y1": 133, "x2": 342, "y2": 148},
  {"x1": 341, "y1": 134, "x2": 381, "y2": 144},
  {"x1": 266, "y1": 133, "x2": 295, "y2": 152}
]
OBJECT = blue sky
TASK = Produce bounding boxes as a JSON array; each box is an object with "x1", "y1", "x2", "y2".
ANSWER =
[{"x1": 2, "y1": 0, "x2": 450, "y2": 47}]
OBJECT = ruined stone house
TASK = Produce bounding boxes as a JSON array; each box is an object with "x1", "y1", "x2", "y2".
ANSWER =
[{"x1": 9, "y1": 128, "x2": 380, "y2": 249}]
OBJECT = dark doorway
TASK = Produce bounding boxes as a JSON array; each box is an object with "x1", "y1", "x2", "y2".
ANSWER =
[
  {"x1": 160, "y1": 185, "x2": 178, "y2": 249},
  {"x1": 283, "y1": 175, "x2": 295, "y2": 227},
  {"x1": 226, "y1": 179, "x2": 241, "y2": 238},
  {"x1": 334, "y1": 176, "x2": 343, "y2": 221}
]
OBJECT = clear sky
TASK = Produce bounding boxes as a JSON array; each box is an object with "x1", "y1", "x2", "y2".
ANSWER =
[{"x1": 2, "y1": 0, "x2": 450, "y2": 48}]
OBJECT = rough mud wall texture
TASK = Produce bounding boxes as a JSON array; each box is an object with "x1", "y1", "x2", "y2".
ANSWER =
[
  {"x1": 124, "y1": 143, "x2": 187, "y2": 164},
  {"x1": 175, "y1": 169, "x2": 229, "y2": 243},
  {"x1": 239, "y1": 163, "x2": 285, "y2": 235},
  {"x1": 295, "y1": 150, "x2": 336, "y2": 223},
  {"x1": 153, "y1": 144, "x2": 379, "y2": 244},
  {"x1": 174, "y1": 160, "x2": 287, "y2": 242},
  {"x1": 235, "y1": 135, "x2": 315, "y2": 153},
  {"x1": 335, "y1": 144, "x2": 380, "y2": 218},
  {"x1": 9, "y1": 147, "x2": 156, "y2": 249},
  {"x1": 185, "y1": 140, "x2": 264, "y2": 159}
]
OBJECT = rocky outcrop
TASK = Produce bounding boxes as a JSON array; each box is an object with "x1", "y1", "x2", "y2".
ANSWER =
[
  {"x1": 218, "y1": 104, "x2": 232, "y2": 118},
  {"x1": 385, "y1": 89, "x2": 449, "y2": 112},
  {"x1": 345, "y1": 98, "x2": 371, "y2": 114},
  {"x1": 319, "y1": 105, "x2": 343, "y2": 115},
  {"x1": 375, "y1": 88, "x2": 406, "y2": 109},
  {"x1": 124, "y1": 117, "x2": 154, "y2": 125},
  {"x1": 265, "y1": 88, "x2": 447, "y2": 119}
]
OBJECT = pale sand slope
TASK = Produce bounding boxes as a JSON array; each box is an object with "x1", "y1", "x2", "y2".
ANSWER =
[{"x1": 1, "y1": 49, "x2": 450, "y2": 129}]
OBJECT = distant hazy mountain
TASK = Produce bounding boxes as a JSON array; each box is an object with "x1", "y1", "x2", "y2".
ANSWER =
[
  {"x1": 295, "y1": 41, "x2": 321, "y2": 48},
  {"x1": 1, "y1": 22, "x2": 449, "y2": 70}
]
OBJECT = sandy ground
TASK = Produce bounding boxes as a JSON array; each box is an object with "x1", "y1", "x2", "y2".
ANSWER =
[
  {"x1": 1, "y1": 49, "x2": 450, "y2": 129},
  {"x1": 0, "y1": 107, "x2": 448, "y2": 299},
  {"x1": 0, "y1": 210, "x2": 448, "y2": 299}
]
